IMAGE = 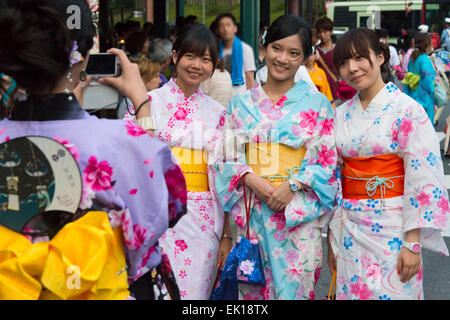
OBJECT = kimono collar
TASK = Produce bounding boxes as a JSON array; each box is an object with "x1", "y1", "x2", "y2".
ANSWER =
[
  {"x1": 352, "y1": 82, "x2": 396, "y2": 114},
  {"x1": 253, "y1": 81, "x2": 310, "y2": 106},
  {"x1": 167, "y1": 78, "x2": 205, "y2": 100},
  {"x1": 10, "y1": 93, "x2": 86, "y2": 121}
]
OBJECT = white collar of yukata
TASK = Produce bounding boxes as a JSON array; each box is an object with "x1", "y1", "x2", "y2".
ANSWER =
[
  {"x1": 168, "y1": 78, "x2": 205, "y2": 100},
  {"x1": 350, "y1": 82, "x2": 399, "y2": 114}
]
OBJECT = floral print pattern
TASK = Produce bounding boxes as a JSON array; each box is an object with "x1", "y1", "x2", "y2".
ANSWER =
[
  {"x1": 126, "y1": 79, "x2": 226, "y2": 299},
  {"x1": 0, "y1": 117, "x2": 187, "y2": 287},
  {"x1": 214, "y1": 81, "x2": 337, "y2": 299}
]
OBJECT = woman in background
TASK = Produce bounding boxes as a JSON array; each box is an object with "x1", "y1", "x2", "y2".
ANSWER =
[
  {"x1": 305, "y1": 47, "x2": 334, "y2": 104},
  {"x1": 403, "y1": 32, "x2": 436, "y2": 124},
  {"x1": 200, "y1": 57, "x2": 232, "y2": 108}
]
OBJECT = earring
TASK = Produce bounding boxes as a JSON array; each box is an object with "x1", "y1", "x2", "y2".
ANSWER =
[
  {"x1": 65, "y1": 71, "x2": 73, "y2": 101},
  {"x1": 79, "y1": 70, "x2": 87, "y2": 88}
]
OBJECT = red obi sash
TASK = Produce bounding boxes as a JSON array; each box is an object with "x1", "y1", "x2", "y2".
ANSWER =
[{"x1": 342, "y1": 154, "x2": 405, "y2": 200}]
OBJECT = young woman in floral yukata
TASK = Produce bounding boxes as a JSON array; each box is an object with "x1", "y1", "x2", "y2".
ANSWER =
[
  {"x1": 214, "y1": 15, "x2": 337, "y2": 300},
  {"x1": 128, "y1": 24, "x2": 232, "y2": 300},
  {"x1": 0, "y1": 0, "x2": 187, "y2": 300},
  {"x1": 327, "y1": 28, "x2": 450, "y2": 300}
]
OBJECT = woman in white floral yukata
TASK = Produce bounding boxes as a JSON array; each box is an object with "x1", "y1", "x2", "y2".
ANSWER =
[
  {"x1": 125, "y1": 24, "x2": 232, "y2": 299},
  {"x1": 328, "y1": 27, "x2": 450, "y2": 300},
  {"x1": 214, "y1": 15, "x2": 337, "y2": 300}
]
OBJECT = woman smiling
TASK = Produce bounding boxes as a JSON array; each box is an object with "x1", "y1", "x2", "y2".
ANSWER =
[
  {"x1": 328, "y1": 28, "x2": 450, "y2": 300},
  {"x1": 214, "y1": 15, "x2": 337, "y2": 300}
]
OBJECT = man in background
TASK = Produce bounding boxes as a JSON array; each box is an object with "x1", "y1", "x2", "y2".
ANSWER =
[
  {"x1": 147, "y1": 38, "x2": 173, "y2": 87},
  {"x1": 215, "y1": 13, "x2": 256, "y2": 98}
]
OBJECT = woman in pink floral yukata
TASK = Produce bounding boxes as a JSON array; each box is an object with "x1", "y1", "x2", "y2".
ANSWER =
[
  {"x1": 328, "y1": 28, "x2": 450, "y2": 300},
  {"x1": 126, "y1": 24, "x2": 232, "y2": 299},
  {"x1": 0, "y1": 0, "x2": 187, "y2": 300}
]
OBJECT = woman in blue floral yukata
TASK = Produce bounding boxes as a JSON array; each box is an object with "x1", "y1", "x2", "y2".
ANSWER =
[
  {"x1": 328, "y1": 27, "x2": 449, "y2": 300},
  {"x1": 214, "y1": 14, "x2": 337, "y2": 300}
]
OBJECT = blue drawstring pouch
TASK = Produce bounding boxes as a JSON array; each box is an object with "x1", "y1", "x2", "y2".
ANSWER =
[{"x1": 211, "y1": 180, "x2": 266, "y2": 299}]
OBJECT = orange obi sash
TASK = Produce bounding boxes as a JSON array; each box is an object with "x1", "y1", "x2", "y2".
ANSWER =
[
  {"x1": 342, "y1": 154, "x2": 405, "y2": 200},
  {"x1": 245, "y1": 143, "x2": 306, "y2": 186},
  {"x1": 170, "y1": 147, "x2": 209, "y2": 192}
]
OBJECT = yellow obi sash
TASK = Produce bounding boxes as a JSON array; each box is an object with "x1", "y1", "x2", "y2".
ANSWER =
[
  {"x1": 0, "y1": 212, "x2": 129, "y2": 300},
  {"x1": 245, "y1": 143, "x2": 307, "y2": 186},
  {"x1": 171, "y1": 147, "x2": 209, "y2": 192}
]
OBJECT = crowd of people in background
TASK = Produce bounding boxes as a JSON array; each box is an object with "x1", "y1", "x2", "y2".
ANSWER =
[
  {"x1": 0, "y1": 0, "x2": 450, "y2": 301},
  {"x1": 111, "y1": 15, "x2": 450, "y2": 123}
]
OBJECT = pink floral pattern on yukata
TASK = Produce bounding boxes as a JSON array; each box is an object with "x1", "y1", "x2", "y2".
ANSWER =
[
  {"x1": 165, "y1": 165, "x2": 188, "y2": 205},
  {"x1": 83, "y1": 156, "x2": 114, "y2": 191},
  {"x1": 125, "y1": 120, "x2": 148, "y2": 137}
]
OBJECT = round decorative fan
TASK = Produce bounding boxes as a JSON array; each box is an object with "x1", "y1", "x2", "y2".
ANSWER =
[{"x1": 0, "y1": 136, "x2": 82, "y2": 237}]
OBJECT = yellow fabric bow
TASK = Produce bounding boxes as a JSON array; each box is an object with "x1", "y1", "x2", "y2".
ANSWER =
[
  {"x1": 402, "y1": 72, "x2": 420, "y2": 91},
  {"x1": 0, "y1": 211, "x2": 129, "y2": 300}
]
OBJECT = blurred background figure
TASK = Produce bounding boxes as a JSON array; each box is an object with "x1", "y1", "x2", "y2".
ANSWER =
[
  {"x1": 418, "y1": 24, "x2": 429, "y2": 34},
  {"x1": 376, "y1": 28, "x2": 402, "y2": 82},
  {"x1": 404, "y1": 32, "x2": 436, "y2": 124},
  {"x1": 398, "y1": 29, "x2": 417, "y2": 90},
  {"x1": 200, "y1": 57, "x2": 232, "y2": 108},
  {"x1": 147, "y1": 38, "x2": 173, "y2": 87},
  {"x1": 441, "y1": 17, "x2": 450, "y2": 51},
  {"x1": 125, "y1": 30, "x2": 148, "y2": 58},
  {"x1": 315, "y1": 16, "x2": 339, "y2": 102},
  {"x1": 215, "y1": 13, "x2": 256, "y2": 97},
  {"x1": 185, "y1": 15, "x2": 198, "y2": 25},
  {"x1": 305, "y1": 47, "x2": 333, "y2": 104},
  {"x1": 130, "y1": 57, "x2": 162, "y2": 91},
  {"x1": 257, "y1": 22, "x2": 269, "y2": 71}
]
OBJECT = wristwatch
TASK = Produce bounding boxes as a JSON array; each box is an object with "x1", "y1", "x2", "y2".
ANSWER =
[
  {"x1": 402, "y1": 242, "x2": 422, "y2": 254},
  {"x1": 135, "y1": 116, "x2": 156, "y2": 130},
  {"x1": 288, "y1": 178, "x2": 299, "y2": 192}
]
